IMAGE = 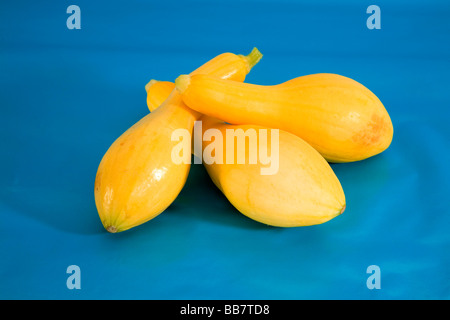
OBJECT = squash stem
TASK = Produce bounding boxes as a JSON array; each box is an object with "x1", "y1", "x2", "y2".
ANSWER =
[
  {"x1": 175, "y1": 75, "x2": 191, "y2": 94},
  {"x1": 145, "y1": 79, "x2": 158, "y2": 93},
  {"x1": 240, "y1": 47, "x2": 263, "y2": 72}
]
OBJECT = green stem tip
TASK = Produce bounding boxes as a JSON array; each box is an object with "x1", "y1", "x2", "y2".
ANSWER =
[{"x1": 240, "y1": 47, "x2": 263, "y2": 72}]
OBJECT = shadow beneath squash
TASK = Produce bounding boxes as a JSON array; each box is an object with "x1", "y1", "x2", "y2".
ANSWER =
[{"x1": 169, "y1": 163, "x2": 274, "y2": 231}]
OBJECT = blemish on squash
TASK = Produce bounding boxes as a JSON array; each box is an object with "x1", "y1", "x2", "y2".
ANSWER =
[
  {"x1": 106, "y1": 226, "x2": 118, "y2": 233},
  {"x1": 352, "y1": 113, "x2": 385, "y2": 146}
]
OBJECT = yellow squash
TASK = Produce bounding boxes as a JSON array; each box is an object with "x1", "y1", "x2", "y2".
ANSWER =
[
  {"x1": 95, "y1": 48, "x2": 263, "y2": 233},
  {"x1": 145, "y1": 81, "x2": 346, "y2": 227},
  {"x1": 174, "y1": 73, "x2": 394, "y2": 163},
  {"x1": 202, "y1": 118, "x2": 346, "y2": 226}
]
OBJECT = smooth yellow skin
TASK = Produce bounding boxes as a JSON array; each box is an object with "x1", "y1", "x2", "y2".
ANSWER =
[
  {"x1": 95, "y1": 94, "x2": 195, "y2": 232},
  {"x1": 201, "y1": 118, "x2": 346, "y2": 227},
  {"x1": 175, "y1": 73, "x2": 394, "y2": 163},
  {"x1": 95, "y1": 48, "x2": 262, "y2": 233},
  {"x1": 145, "y1": 47, "x2": 263, "y2": 109},
  {"x1": 145, "y1": 81, "x2": 346, "y2": 227}
]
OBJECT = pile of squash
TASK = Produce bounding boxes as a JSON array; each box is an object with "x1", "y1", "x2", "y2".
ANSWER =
[{"x1": 94, "y1": 48, "x2": 393, "y2": 233}]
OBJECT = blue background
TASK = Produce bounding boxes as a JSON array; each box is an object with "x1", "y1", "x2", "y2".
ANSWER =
[{"x1": 1, "y1": 0, "x2": 449, "y2": 299}]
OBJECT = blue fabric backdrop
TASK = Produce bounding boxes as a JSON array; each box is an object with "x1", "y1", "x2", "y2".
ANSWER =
[{"x1": 1, "y1": 0, "x2": 449, "y2": 299}]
